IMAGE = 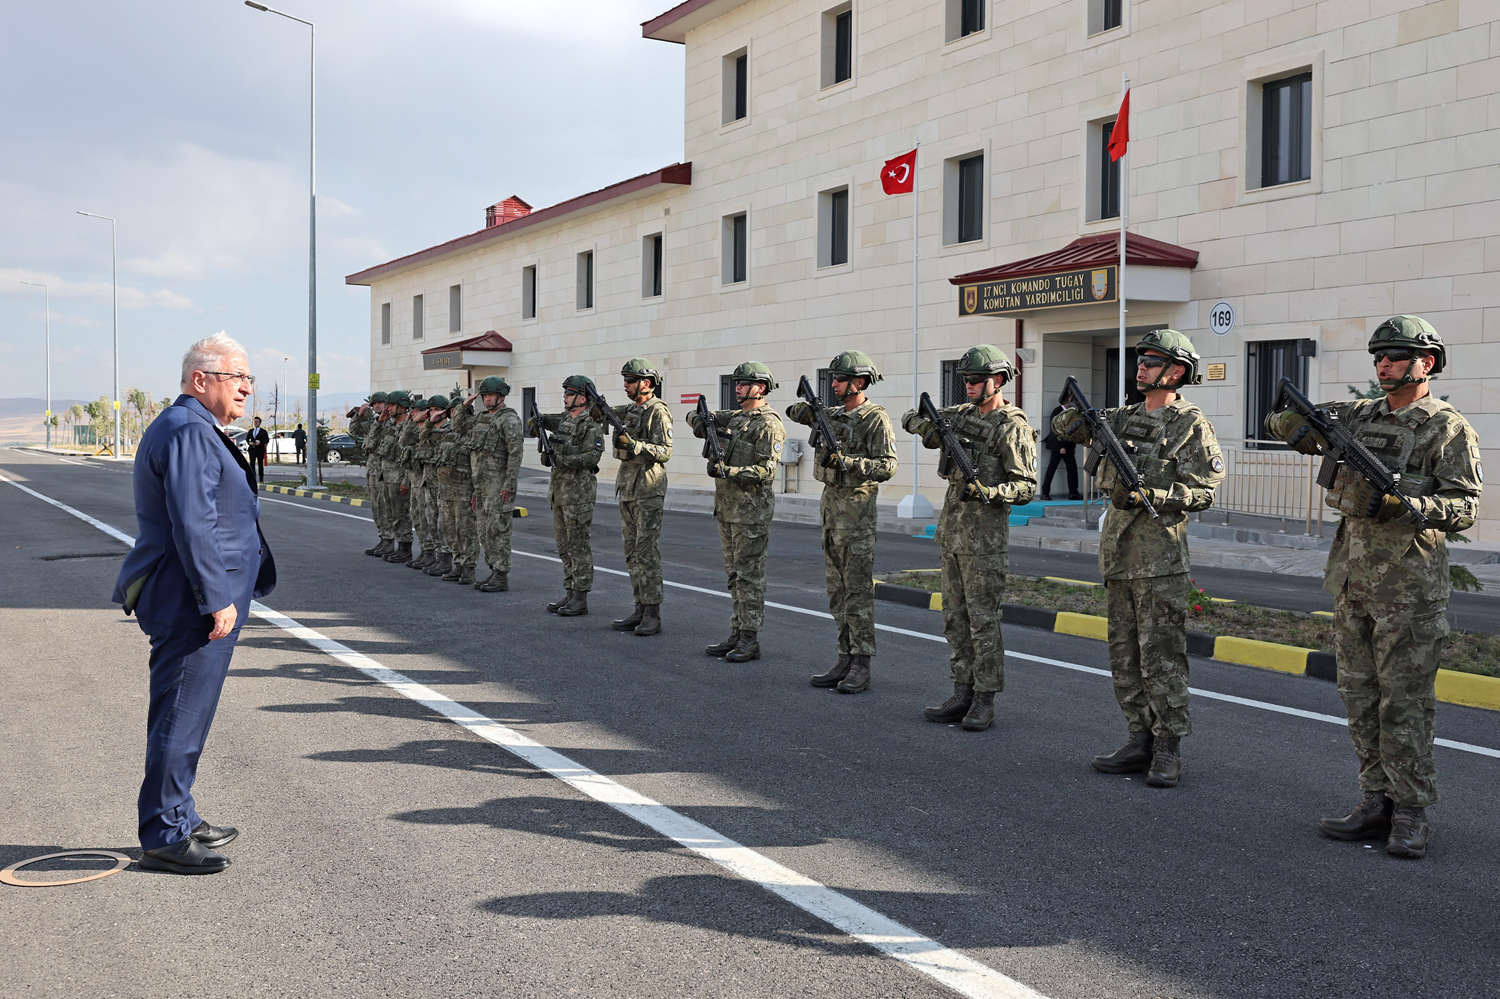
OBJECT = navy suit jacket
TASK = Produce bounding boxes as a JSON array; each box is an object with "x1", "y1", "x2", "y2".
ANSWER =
[{"x1": 113, "y1": 395, "x2": 277, "y2": 631}]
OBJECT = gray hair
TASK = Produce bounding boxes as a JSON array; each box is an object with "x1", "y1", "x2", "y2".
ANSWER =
[{"x1": 181, "y1": 332, "x2": 248, "y2": 386}]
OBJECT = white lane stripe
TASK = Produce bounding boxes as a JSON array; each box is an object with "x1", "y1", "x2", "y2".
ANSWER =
[
  {"x1": 260, "y1": 495, "x2": 371, "y2": 521},
  {"x1": 0, "y1": 471, "x2": 1044, "y2": 999}
]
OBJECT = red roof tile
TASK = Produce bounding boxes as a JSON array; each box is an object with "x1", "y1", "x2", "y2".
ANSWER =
[
  {"x1": 950, "y1": 232, "x2": 1199, "y2": 285},
  {"x1": 420, "y1": 331, "x2": 513, "y2": 355}
]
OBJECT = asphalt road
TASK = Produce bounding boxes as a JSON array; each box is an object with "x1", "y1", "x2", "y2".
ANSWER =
[{"x1": 4, "y1": 446, "x2": 1499, "y2": 999}]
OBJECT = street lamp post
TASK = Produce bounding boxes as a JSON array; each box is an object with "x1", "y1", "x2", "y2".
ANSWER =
[
  {"x1": 76, "y1": 211, "x2": 119, "y2": 456},
  {"x1": 245, "y1": 0, "x2": 319, "y2": 487},
  {"x1": 21, "y1": 280, "x2": 51, "y2": 448}
]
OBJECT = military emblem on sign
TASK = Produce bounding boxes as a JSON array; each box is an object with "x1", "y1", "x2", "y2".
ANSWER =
[
  {"x1": 963, "y1": 286, "x2": 978, "y2": 314},
  {"x1": 1091, "y1": 269, "x2": 1109, "y2": 301}
]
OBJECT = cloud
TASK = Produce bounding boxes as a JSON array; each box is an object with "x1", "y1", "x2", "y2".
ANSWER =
[{"x1": 0, "y1": 268, "x2": 197, "y2": 311}]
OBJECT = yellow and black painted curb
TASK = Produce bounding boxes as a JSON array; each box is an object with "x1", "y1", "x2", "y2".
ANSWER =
[
  {"x1": 259, "y1": 482, "x2": 528, "y2": 518},
  {"x1": 871, "y1": 580, "x2": 1500, "y2": 713}
]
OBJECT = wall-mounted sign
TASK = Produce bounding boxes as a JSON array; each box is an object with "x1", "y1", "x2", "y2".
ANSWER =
[
  {"x1": 422, "y1": 350, "x2": 462, "y2": 370},
  {"x1": 1205, "y1": 363, "x2": 1227, "y2": 381},
  {"x1": 959, "y1": 266, "x2": 1116, "y2": 316},
  {"x1": 1209, "y1": 301, "x2": 1235, "y2": 336},
  {"x1": 680, "y1": 393, "x2": 703, "y2": 405}
]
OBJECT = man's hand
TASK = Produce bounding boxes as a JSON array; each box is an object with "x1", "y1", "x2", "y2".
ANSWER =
[
  {"x1": 208, "y1": 604, "x2": 238, "y2": 641},
  {"x1": 961, "y1": 481, "x2": 997, "y2": 503},
  {"x1": 707, "y1": 460, "x2": 726, "y2": 479},
  {"x1": 1265, "y1": 410, "x2": 1326, "y2": 455},
  {"x1": 500, "y1": 489, "x2": 514, "y2": 504},
  {"x1": 615, "y1": 432, "x2": 637, "y2": 454},
  {"x1": 400, "y1": 483, "x2": 410, "y2": 497},
  {"x1": 1111, "y1": 484, "x2": 1167, "y2": 510}
]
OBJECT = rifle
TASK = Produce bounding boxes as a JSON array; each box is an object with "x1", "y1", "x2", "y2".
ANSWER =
[
  {"x1": 581, "y1": 382, "x2": 631, "y2": 448},
  {"x1": 530, "y1": 400, "x2": 554, "y2": 468},
  {"x1": 1059, "y1": 376, "x2": 1159, "y2": 519},
  {"x1": 918, "y1": 392, "x2": 980, "y2": 490},
  {"x1": 696, "y1": 395, "x2": 727, "y2": 477},
  {"x1": 1274, "y1": 377, "x2": 1425, "y2": 524},
  {"x1": 797, "y1": 375, "x2": 843, "y2": 468}
]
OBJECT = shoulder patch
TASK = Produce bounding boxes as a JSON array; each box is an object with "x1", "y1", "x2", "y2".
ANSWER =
[
  {"x1": 1211, "y1": 455, "x2": 1224, "y2": 473},
  {"x1": 773, "y1": 441, "x2": 781, "y2": 452},
  {"x1": 666, "y1": 427, "x2": 673, "y2": 439},
  {"x1": 1477, "y1": 461, "x2": 1483, "y2": 483}
]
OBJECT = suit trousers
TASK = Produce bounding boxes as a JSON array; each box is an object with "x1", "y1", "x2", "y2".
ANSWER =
[
  {"x1": 138, "y1": 620, "x2": 242, "y2": 850},
  {"x1": 1040, "y1": 447, "x2": 1079, "y2": 498}
]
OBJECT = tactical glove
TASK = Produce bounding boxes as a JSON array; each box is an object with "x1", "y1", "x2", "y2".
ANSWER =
[
  {"x1": 1265, "y1": 410, "x2": 1327, "y2": 455},
  {"x1": 1111, "y1": 484, "x2": 1169, "y2": 510},
  {"x1": 961, "y1": 481, "x2": 998, "y2": 504}
]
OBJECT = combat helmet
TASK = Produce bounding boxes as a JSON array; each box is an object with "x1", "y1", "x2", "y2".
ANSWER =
[
  {"x1": 562, "y1": 374, "x2": 597, "y2": 395},
  {"x1": 409, "y1": 396, "x2": 426, "y2": 410},
  {"x1": 731, "y1": 361, "x2": 778, "y2": 393},
  {"x1": 477, "y1": 375, "x2": 511, "y2": 396},
  {"x1": 1369, "y1": 315, "x2": 1445, "y2": 381},
  {"x1": 385, "y1": 390, "x2": 412, "y2": 408},
  {"x1": 369, "y1": 391, "x2": 389, "y2": 405},
  {"x1": 1135, "y1": 329, "x2": 1202, "y2": 387},
  {"x1": 828, "y1": 350, "x2": 882, "y2": 385},
  {"x1": 427, "y1": 394, "x2": 450, "y2": 410},
  {"x1": 620, "y1": 357, "x2": 662, "y2": 391},
  {"x1": 955, "y1": 344, "x2": 1017, "y2": 387}
]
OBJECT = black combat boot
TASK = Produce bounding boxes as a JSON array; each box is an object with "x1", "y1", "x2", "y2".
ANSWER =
[
  {"x1": 612, "y1": 604, "x2": 644, "y2": 631},
  {"x1": 455, "y1": 564, "x2": 476, "y2": 586},
  {"x1": 408, "y1": 548, "x2": 432, "y2": 570},
  {"x1": 441, "y1": 558, "x2": 464, "y2": 581},
  {"x1": 1145, "y1": 736, "x2": 1182, "y2": 788},
  {"x1": 557, "y1": 592, "x2": 589, "y2": 616},
  {"x1": 923, "y1": 683, "x2": 974, "y2": 723},
  {"x1": 725, "y1": 631, "x2": 760, "y2": 663},
  {"x1": 1091, "y1": 731, "x2": 1155, "y2": 774},
  {"x1": 960, "y1": 690, "x2": 995, "y2": 731},
  {"x1": 365, "y1": 538, "x2": 392, "y2": 557},
  {"x1": 1386, "y1": 806, "x2": 1430, "y2": 859},
  {"x1": 836, "y1": 655, "x2": 871, "y2": 694},
  {"x1": 425, "y1": 552, "x2": 452, "y2": 577},
  {"x1": 547, "y1": 591, "x2": 572, "y2": 613},
  {"x1": 810, "y1": 654, "x2": 852, "y2": 688},
  {"x1": 476, "y1": 570, "x2": 508, "y2": 592},
  {"x1": 1317, "y1": 792, "x2": 1394, "y2": 841},
  {"x1": 705, "y1": 630, "x2": 740, "y2": 657},
  {"x1": 634, "y1": 604, "x2": 662, "y2": 636},
  {"x1": 384, "y1": 541, "x2": 413, "y2": 564}
]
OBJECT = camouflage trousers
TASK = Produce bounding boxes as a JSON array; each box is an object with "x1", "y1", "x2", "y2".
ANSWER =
[
  {"x1": 619, "y1": 495, "x2": 664, "y2": 605},
  {"x1": 441, "y1": 476, "x2": 478, "y2": 570},
  {"x1": 719, "y1": 520, "x2": 770, "y2": 632},
  {"x1": 473, "y1": 480, "x2": 514, "y2": 574},
  {"x1": 941, "y1": 553, "x2": 1007, "y2": 693},
  {"x1": 1105, "y1": 573, "x2": 1191, "y2": 738},
  {"x1": 551, "y1": 493, "x2": 595, "y2": 594},
  {"x1": 367, "y1": 458, "x2": 386, "y2": 537},
  {"x1": 379, "y1": 471, "x2": 411, "y2": 543},
  {"x1": 409, "y1": 478, "x2": 439, "y2": 554},
  {"x1": 824, "y1": 528, "x2": 876, "y2": 656},
  {"x1": 1333, "y1": 590, "x2": 1447, "y2": 808}
]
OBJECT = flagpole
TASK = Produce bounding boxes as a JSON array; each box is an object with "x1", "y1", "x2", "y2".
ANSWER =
[
  {"x1": 1118, "y1": 72, "x2": 1129, "y2": 411},
  {"x1": 911, "y1": 137, "x2": 921, "y2": 509}
]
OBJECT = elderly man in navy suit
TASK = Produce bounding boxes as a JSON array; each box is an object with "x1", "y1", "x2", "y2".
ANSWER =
[{"x1": 113, "y1": 332, "x2": 277, "y2": 875}]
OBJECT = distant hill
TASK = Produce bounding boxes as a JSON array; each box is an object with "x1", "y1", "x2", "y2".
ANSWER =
[{"x1": 0, "y1": 397, "x2": 86, "y2": 418}]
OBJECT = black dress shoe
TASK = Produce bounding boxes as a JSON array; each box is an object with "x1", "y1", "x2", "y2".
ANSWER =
[
  {"x1": 138, "y1": 837, "x2": 231, "y2": 875},
  {"x1": 191, "y1": 820, "x2": 239, "y2": 849}
]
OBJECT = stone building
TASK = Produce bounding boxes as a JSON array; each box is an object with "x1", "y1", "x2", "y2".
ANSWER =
[{"x1": 347, "y1": 0, "x2": 1500, "y2": 537}]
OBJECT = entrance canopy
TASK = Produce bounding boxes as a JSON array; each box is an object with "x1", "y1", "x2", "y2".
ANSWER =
[{"x1": 420, "y1": 330, "x2": 513, "y2": 372}]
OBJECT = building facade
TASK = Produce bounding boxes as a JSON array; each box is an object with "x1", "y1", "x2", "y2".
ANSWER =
[{"x1": 348, "y1": 0, "x2": 1500, "y2": 538}]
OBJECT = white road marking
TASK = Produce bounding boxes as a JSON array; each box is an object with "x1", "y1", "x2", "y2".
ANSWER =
[
  {"x1": 260, "y1": 495, "x2": 370, "y2": 520},
  {"x1": 0, "y1": 470, "x2": 1045, "y2": 999}
]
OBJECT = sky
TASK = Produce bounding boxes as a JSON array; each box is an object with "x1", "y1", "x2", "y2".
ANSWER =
[{"x1": 0, "y1": 0, "x2": 685, "y2": 409}]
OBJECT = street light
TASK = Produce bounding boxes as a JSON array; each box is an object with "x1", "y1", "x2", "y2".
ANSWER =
[
  {"x1": 20, "y1": 280, "x2": 51, "y2": 448},
  {"x1": 76, "y1": 211, "x2": 119, "y2": 456},
  {"x1": 245, "y1": 0, "x2": 319, "y2": 486}
]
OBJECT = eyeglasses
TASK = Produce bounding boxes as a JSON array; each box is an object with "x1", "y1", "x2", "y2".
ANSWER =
[
  {"x1": 1373, "y1": 349, "x2": 1416, "y2": 364},
  {"x1": 203, "y1": 371, "x2": 256, "y2": 385},
  {"x1": 963, "y1": 375, "x2": 991, "y2": 386},
  {"x1": 1136, "y1": 356, "x2": 1170, "y2": 370}
]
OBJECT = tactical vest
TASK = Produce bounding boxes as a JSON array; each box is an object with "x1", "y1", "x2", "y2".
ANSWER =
[
  {"x1": 937, "y1": 405, "x2": 1032, "y2": 488},
  {"x1": 1094, "y1": 406, "x2": 1192, "y2": 493},
  {"x1": 1325, "y1": 402, "x2": 1440, "y2": 517},
  {"x1": 616, "y1": 398, "x2": 669, "y2": 462},
  {"x1": 711, "y1": 409, "x2": 781, "y2": 468}
]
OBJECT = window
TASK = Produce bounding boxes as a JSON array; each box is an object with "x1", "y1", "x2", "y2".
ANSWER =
[
  {"x1": 448, "y1": 284, "x2": 461, "y2": 333},
  {"x1": 412, "y1": 294, "x2": 423, "y2": 340},
  {"x1": 1099, "y1": 119, "x2": 1122, "y2": 220},
  {"x1": 944, "y1": 153, "x2": 985, "y2": 245},
  {"x1": 1088, "y1": 0, "x2": 1123, "y2": 35},
  {"x1": 380, "y1": 302, "x2": 391, "y2": 345},
  {"x1": 1246, "y1": 339, "x2": 1315, "y2": 445},
  {"x1": 723, "y1": 49, "x2": 748, "y2": 124},
  {"x1": 723, "y1": 212, "x2": 748, "y2": 285},
  {"x1": 815, "y1": 368, "x2": 839, "y2": 406},
  {"x1": 940, "y1": 359, "x2": 965, "y2": 407},
  {"x1": 1262, "y1": 73, "x2": 1312, "y2": 188},
  {"x1": 818, "y1": 186, "x2": 850, "y2": 268},
  {"x1": 720, "y1": 374, "x2": 736, "y2": 412},
  {"x1": 945, "y1": 0, "x2": 984, "y2": 41},
  {"x1": 521, "y1": 265, "x2": 537, "y2": 320},
  {"x1": 576, "y1": 251, "x2": 593, "y2": 311},
  {"x1": 521, "y1": 387, "x2": 536, "y2": 436},
  {"x1": 821, "y1": 4, "x2": 853, "y2": 89},
  {"x1": 642, "y1": 233, "x2": 664, "y2": 299}
]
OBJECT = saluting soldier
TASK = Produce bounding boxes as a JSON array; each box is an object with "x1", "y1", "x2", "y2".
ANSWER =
[
  {"x1": 421, "y1": 396, "x2": 456, "y2": 578},
  {"x1": 787, "y1": 350, "x2": 897, "y2": 694},
  {"x1": 1265, "y1": 316, "x2": 1482, "y2": 859},
  {"x1": 469, "y1": 376, "x2": 525, "y2": 593},
  {"x1": 360, "y1": 392, "x2": 391, "y2": 556},
  {"x1": 687, "y1": 362, "x2": 787, "y2": 663},
  {"x1": 438, "y1": 391, "x2": 481, "y2": 585},
  {"x1": 1052, "y1": 329, "x2": 1225, "y2": 787},
  {"x1": 531, "y1": 375, "x2": 606, "y2": 617},
  {"x1": 901, "y1": 346, "x2": 1037, "y2": 732},
  {"x1": 375, "y1": 391, "x2": 414, "y2": 564},
  {"x1": 387, "y1": 398, "x2": 427, "y2": 564},
  {"x1": 595, "y1": 358, "x2": 674, "y2": 637}
]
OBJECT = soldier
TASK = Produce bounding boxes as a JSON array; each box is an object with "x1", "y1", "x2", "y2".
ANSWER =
[
  {"x1": 531, "y1": 375, "x2": 606, "y2": 617},
  {"x1": 687, "y1": 362, "x2": 787, "y2": 663},
  {"x1": 437, "y1": 392, "x2": 481, "y2": 585},
  {"x1": 421, "y1": 396, "x2": 456, "y2": 579},
  {"x1": 1265, "y1": 316, "x2": 1481, "y2": 859},
  {"x1": 394, "y1": 399, "x2": 435, "y2": 567},
  {"x1": 375, "y1": 391, "x2": 415, "y2": 563},
  {"x1": 787, "y1": 350, "x2": 897, "y2": 694},
  {"x1": 360, "y1": 391, "x2": 391, "y2": 556},
  {"x1": 593, "y1": 358, "x2": 674, "y2": 637},
  {"x1": 469, "y1": 376, "x2": 525, "y2": 592},
  {"x1": 901, "y1": 346, "x2": 1037, "y2": 731},
  {"x1": 409, "y1": 398, "x2": 448, "y2": 572},
  {"x1": 1052, "y1": 329, "x2": 1225, "y2": 787}
]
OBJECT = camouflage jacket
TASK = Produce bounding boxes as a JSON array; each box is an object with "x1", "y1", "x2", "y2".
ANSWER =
[
  {"x1": 349, "y1": 410, "x2": 375, "y2": 462},
  {"x1": 405, "y1": 422, "x2": 435, "y2": 488},
  {"x1": 600, "y1": 396, "x2": 672, "y2": 502},
  {"x1": 395, "y1": 419, "x2": 423, "y2": 479},
  {"x1": 1054, "y1": 398, "x2": 1224, "y2": 580},
  {"x1": 363, "y1": 416, "x2": 387, "y2": 472},
  {"x1": 1316, "y1": 396, "x2": 1481, "y2": 603},
  {"x1": 468, "y1": 405, "x2": 524, "y2": 495},
  {"x1": 437, "y1": 403, "x2": 476, "y2": 482},
  {"x1": 534, "y1": 409, "x2": 606, "y2": 509},
  {"x1": 786, "y1": 399, "x2": 897, "y2": 533},
  {"x1": 687, "y1": 405, "x2": 786, "y2": 526},
  {"x1": 901, "y1": 402, "x2": 1038, "y2": 558}
]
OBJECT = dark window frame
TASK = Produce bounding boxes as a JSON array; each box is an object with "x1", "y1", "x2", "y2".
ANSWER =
[
  {"x1": 729, "y1": 213, "x2": 748, "y2": 284},
  {"x1": 829, "y1": 188, "x2": 849, "y2": 267},
  {"x1": 1100, "y1": 119, "x2": 1122, "y2": 220},
  {"x1": 412, "y1": 294, "x2": 424, "y2": 341},
  {"x1": 719, "y1": 374, "x2": 736, "y2": 412},
  {"x1": 960, "y1": 0, "x2": 984, "y2": 37},
  {"x1": 577, "y1": 250, "x2": 594, "y2": 311},
  {"x1": 940, "y1": 359, "x2": 965, "y2": 408},
  {"x1": 956, "y1": 154, "x2": 984, "y2": 244},
  {"x1": 522, "y1": 265, "x2": 537, "y2": 320},
  {"x1": 815, "y1": 368, "x2": 839, "y2": 407},
  {"x1": 1102, "y1": 0, "x2": 1122, "y2": 31},
  {"x1": 734, "y1": 53, "x2": 748, "y2": 121},
  {"x1": 1246, "y1": 339, "x2": 1314, "y2": 446},
  {"x1": 448, "y1": 284, "x2": 461, "y2": 333},
  {"x1": 1261, "y1": 72, "x2": 1313, "y2": 188},
  {"x1": 651, "y1": 234, "x2": 663, "y2": 298},
  {"x1": 833, "y1": 9, "x2": 853, "y2": 84},
  {"x1": 521, "y1": 387, "x2": 537, "y2": 437},
  {"x1": 380, "y1": 302, "x2": 391, "y2": 345}
]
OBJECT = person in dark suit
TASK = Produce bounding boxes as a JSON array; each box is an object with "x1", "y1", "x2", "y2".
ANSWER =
[
  {"x1": 294, "y1": 423, "x2": 308, "y2": 465},
  {"x1": 113, "y1": 333, "x2": 276, "y2": 875},
  {"x1": 246, "y1": 416, "x2": 269, "y2": 484},
  {"x1": 1040, "y1": 402, "x2": 1083, "y2": 501}
]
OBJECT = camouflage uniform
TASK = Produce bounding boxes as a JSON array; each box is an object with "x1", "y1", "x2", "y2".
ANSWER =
[
  {"x1": 376, "y1": 414, "x2": 412, "y2": 545},
  {"x1": 395, "y1": 417, "x2": 430, "y2": 558},
  {"x1": 606, "y1": 397, "x2": 673, "y2": 606},
  {"x1": 534, "y1": 410, "x2": 605, "y2": 594},
  {"x1": 687, "y1": 404, "x2": 786, "y2": 634},
  {"x1": 786, "y1": 399, "x2": 897, "y2": 657},
  {"x1": 1053, "y1": 397, "x2": 1224, "y2": 737},
  {"x1": 422, "y1": 414, "x2": 452, "y2": 562},
  {"x1": 470, "y1": 403, "x2": 524, "y2": 576},
  {"x1": 363, "y1": 415, "x2": 389, "y2": 540},
  {"x1": 902, "y1": 402, "x2": 1037, "y2": 693},
  {"x1": 438, "y1": 402, "x2": 479, "y2": 575}
]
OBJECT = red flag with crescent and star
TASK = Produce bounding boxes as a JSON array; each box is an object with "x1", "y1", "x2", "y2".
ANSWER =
[
  {"x1": 881, "y1": 149, "x2": 917, "y2": 194},
  {"x1": 1108, "y1": 90, "x2": 1130, "y2": 161}
]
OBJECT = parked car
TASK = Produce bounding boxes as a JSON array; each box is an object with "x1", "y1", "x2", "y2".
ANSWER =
[
  {"x1": 224, "y1": 426, "x2": 250, "y2": 455},
  {"x1": 325, "y1": 433, "x2": 358, "y2": 464}
]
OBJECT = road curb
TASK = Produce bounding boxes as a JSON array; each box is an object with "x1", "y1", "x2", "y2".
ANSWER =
[
  {"x1": 870, "y1": 581, "x2": 1499, "y2": 712},
  {"x1": 259, "y1": 482, "x2": 530, "y2": 517}
]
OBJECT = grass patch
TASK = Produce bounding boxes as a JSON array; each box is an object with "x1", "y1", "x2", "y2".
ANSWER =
[
  {"x1": 317, "y1": 480, "x2": 368, "y2": 499},
  {"x1": 878, "y1": 570, "x2": 1500, "y2": 678}
]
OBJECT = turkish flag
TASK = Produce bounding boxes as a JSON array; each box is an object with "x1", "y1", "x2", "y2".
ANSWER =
[
  {"x1": 881, "y1": 149, "x2": 917, "y2": 194},
  {"x1": 1108, "y1": 90, "x2": 1130, "y2": 161}
]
